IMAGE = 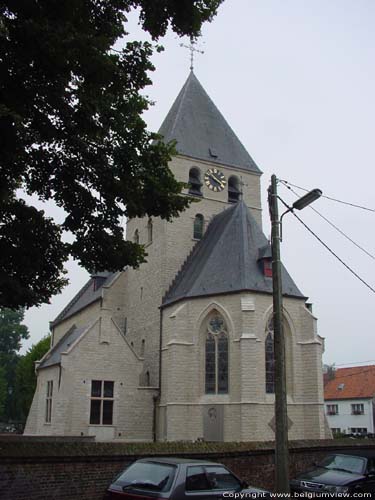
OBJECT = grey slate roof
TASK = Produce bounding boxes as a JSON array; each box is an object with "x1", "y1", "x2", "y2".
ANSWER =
[
  {"x1": 51, "y1": 272, "x2": 117, "y2": 327},
  {"x1": 39, "y1": 325, "x2": 86, "y2": 369},
  {"x1": 158, "y1": 72, "x2": 261, "y2": 173},
  {"x1": 162, "y1": 201, "x2": 305, "y2": 306}
]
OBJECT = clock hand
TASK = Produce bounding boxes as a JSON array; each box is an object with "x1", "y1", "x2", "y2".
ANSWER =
[{"x1": 211, "y1": 173, "x2": 225, "y2": 188}]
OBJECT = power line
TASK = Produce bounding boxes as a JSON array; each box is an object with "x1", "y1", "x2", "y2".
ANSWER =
[
  {"x1": 290, "y1": 210, "x2": 375, "y2": 295},
  {"x1": 279, "y1": 181, "x2": 375, "y2": 261},
  {"x1": 334, "y1": 360, "x2": 375, "y2": 368},
  {"x1": 280, "y1": 179, "x2": 375, "y2": 213}
]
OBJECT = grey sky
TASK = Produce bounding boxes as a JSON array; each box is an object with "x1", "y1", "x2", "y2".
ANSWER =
[{"x1": 23, "y1": 0, "x2": 375, "y2": 367}]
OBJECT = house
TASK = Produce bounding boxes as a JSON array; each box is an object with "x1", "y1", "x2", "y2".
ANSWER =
[
  {"x1": 24, "y1": 71, "x2": 329, "y2": 442},
  {"x1": 324, "y1": 365, "x2": 375, "y2": 436}
]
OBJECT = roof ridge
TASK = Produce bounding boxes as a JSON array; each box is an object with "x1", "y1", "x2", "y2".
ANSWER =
[{"x1": 52, "y1": 279, "x2": 93, "y2": 326}]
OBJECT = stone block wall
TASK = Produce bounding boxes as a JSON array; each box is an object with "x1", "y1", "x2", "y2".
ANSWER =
[{"x1": 1, "y1": 439, "x2": 374, "y2": 500}]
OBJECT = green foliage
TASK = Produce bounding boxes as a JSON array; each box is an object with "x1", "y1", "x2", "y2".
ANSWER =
[
  {"x1": 0, "y1": 308, "x2": 29, "y2": 354},
  {"x1": 14, "y1": 336, "x2": 51, "y2": 422},
  {"x1": 0, "y1": 365, "x2": 7, "y2": 419},
  {"x1": 0, "y1": 308, "x2": 29, "y2": 420},
  {"x1": 0, "y1": 0, "x2": 223, "y2": 309}
]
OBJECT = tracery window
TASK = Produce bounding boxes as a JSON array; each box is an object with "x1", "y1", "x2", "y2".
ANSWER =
[
  {"x1": 265, "y1": 316, "x2": 275, "y2": 394},
  {"x1": 205, "y1": 313, "x2": 228, "y2": 394},
  {"x1": 193, "y1": 214, "x2": 204, "y2": 240}
]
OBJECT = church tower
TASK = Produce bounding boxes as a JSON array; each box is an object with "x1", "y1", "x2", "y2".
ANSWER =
[
  {"x1": 25, "y1": 71, "x2": 329, "y2": 442},
  {"x1": 124, "y1": 71, "x2": 328, "y2": 441}
]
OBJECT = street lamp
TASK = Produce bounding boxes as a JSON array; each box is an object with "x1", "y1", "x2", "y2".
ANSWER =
[{"x1": 268, "y1": 175, "x2": 322, "y2": 493}]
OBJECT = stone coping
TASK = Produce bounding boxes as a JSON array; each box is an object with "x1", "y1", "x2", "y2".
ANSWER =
[{"x1": 0, "y1": 438, "x2": 374, "y2": 460}]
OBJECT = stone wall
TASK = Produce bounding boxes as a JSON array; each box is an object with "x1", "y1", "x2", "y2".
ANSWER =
[{"x1": 1, "y1": 438, "x2": 374, "y2": 500}]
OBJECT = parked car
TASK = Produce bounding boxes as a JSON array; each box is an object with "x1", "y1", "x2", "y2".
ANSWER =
[
  {"x1": 104, "y1": 457, "x2": 271, "y2": 499},
  {"x1": 290, "y1": 452, "x2": 375, "y2": 496}
]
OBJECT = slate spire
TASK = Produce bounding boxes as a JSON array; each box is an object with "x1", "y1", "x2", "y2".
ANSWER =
[
  {"x1": 158, "y1": 72, "x2": 261, "y2": 173},
  {"x1": 162, "y1": 201, "x2": 305, "y2": 307}
]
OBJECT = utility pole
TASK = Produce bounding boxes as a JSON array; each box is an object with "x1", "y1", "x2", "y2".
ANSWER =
[
  {"x1": 268, "y1": 175, "x2": 321, "y2": 492},
  {"x1": 269, "y1": 174, "x2": 290, "y2": 493}
]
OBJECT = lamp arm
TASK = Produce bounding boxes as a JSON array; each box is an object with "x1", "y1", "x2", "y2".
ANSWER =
[{"x1": 278, "y1": 197, "x2": 293, "y2": 242}]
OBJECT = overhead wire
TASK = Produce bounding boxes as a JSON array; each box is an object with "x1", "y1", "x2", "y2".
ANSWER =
[
  {"x1": 279, "y1": 179, "x2": 375, "y2": 213},
  {"x1": 290, "y1": 210, "x2": 375, "y2": 295},
  {"x1": 279, "y1": 181, "x2": 375, "y2": 261}
]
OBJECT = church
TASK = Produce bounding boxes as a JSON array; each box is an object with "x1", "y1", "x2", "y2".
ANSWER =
[{"x1": 25, "y1": 72, "x2": 330, "y2": 442}]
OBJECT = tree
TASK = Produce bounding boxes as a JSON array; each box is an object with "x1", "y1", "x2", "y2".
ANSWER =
[
  {"x1": 0, "y1": 308, "x2": 29, "y2": 420},
  {"x1": 14, "y1": 335, "x2": 51, "y2": 423},
  {"x1": 0, "y1": 0, "x2": 223, "y2": 309}
]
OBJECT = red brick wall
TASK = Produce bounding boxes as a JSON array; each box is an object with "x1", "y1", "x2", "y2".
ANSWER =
[{"x1": 1, "y1": 439, "x2": 374, "y2": 499}]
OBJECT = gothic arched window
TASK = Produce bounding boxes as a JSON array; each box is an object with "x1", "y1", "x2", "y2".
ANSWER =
[
  {"x1": 193, "y1": 214, "x2": 204, "y2": 240},
  {"x1": 205, "y1": 313, "x2": 228, "y2": 394},
  {"x1": 228, "y1": 176, "x2": 240, "y2": 203},
  {"x1": 133, "y1": 229, "x2": 139, "y2": 244},
  {"x1": 188, "y1": 167, "x2": 202, "y2": 196},
  {"x1": 147, "y1": 218, "x2": 153, "y2": 244}
]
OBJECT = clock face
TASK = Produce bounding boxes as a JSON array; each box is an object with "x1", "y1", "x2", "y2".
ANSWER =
[{"x1": 204, "y1": 168, "x2": 226, "y2": 192}]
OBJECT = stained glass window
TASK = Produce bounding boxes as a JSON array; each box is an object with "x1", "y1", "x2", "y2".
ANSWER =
[{"x1": 205, "y1": 313, "x2": 228, "y2": 394}]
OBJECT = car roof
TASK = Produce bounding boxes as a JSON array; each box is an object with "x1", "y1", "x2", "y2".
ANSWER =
[
  {"x1": 326, "y1": 451, "x2": 375, "y2": 459},
  {"x1": 137, "y1": 457, "x2": 223, "y2": 466}
]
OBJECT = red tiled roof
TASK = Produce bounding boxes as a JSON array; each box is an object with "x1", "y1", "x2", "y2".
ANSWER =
[{"x1": 324, "y1": 365, "x2": 375, "y2": 400}]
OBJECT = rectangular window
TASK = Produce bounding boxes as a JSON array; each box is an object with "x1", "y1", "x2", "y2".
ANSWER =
[
  {"x1": 89, "y1": 380, "x2": 114, "y2": 425},
  {"x1": 326, "y1": 404, "x2": 338, "y2": 415},
  {"x1": 331, "y1": 428, "x2": 341, "y2": 435},
  {"x1": 351, "y1": 403, "x2": 364, "y2": 415},
  {"x1": 45, "y1": 380, "x2": 53, "y2": 423},
  {"x1": 350, "y1": 427, "x2": 367, "y2": 434}
]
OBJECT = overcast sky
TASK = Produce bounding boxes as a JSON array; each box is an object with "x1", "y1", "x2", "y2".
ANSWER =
[{"x1": 23, "y1": 0, "x2": 375, "y2": 367}]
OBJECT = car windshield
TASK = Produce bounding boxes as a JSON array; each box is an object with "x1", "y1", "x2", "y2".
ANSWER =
[
  {"x1": 115, "y1": 461, "x2": 176, "y2": 492},
  {"x1": 319, "y1": 455, "x2": 366, "y2": 474}
]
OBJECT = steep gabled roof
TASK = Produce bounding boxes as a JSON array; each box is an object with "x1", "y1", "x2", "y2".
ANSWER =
[
  {"x1": 39, "y1": 324, "x2": 87, "y2": 369},
  {"x1": 158, "y1": 71, "x2": 261, "y2": 173},
  {"x1": 162, "y1": 201, "x2": 305, "y2": 307},
  {"x1": 51, "y1": 272, "x2": 118, "y2": 327},
  {"x1": 324, "y1": 365, "x2": 375, "y2": 400}
]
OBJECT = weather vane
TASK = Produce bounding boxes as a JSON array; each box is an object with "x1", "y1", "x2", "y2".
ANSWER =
[{"x1": 180, "y1": 36, "x2": 204, "y2": 71}]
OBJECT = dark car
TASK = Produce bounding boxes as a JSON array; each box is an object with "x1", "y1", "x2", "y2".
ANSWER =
[
  {"x1": 105, "y1": 457, "x2": 270, "y2": 499},
  {"x1": 290, "y1": 452, "x2": 375, "y2": 496}
]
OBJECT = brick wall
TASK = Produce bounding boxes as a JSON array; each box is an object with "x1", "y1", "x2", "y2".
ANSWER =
[{"x1": 1, "y1": 439, "x2": 374, "y2": 500}]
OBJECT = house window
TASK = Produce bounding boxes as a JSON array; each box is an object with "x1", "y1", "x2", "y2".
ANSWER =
[
  {"x1": 205, "y1": 313, "x2": 228, "y2": 394},
  {"x1": 326, "y1": 404, "x2": 339, "y2": 415},
  {"x1": 350, "y1": 427, "x2": 367, "y2": 435},
  {"x1": 331, "y1": 428, "x2": 341, "y2": 435},
  {"x1": 193, "y1": 214, "x2": 204, "y2": 240},
  {"x1": 90, "y1": 380, "x2": 114, "y2": 425},
  {"x1": 147, "y1": 218, "x2": 153, "y2": 244},
  {"x1": 228, "y1": 175, "x2": 240, "y2": 203},
  {"x1": 188, "y1": 167, "x2": 202, "y2": 196},
  {"x1": 45, "y1": 380, "x2": 53, "y2": 423},
  {"x1": 351, "y1": 403, "x2": 364, "y2": 415}
]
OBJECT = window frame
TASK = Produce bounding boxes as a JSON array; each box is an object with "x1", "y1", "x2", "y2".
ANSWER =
[
  {"x1": 89, "y1": 380, "x2": 115, "y2": 426},
  {"x1": 45, "y1": 380, "x2": 53, "y2": 424},
  {"x1": 351, "y1": 403, "x2": 364, "y2": 415},
  {"x1": 205, "y1": 314, "x2": 229, "y2": 395},
  {"x1": 193, "y1": 214, "x2": 204, "y2": 240},
  {"x1": 326, "y1": 404, "x2": 339, "y2": 415}
]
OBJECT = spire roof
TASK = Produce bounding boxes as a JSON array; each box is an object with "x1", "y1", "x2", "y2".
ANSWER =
[
  {"x1": 162, "y1": 201, "x2": 305, "y2": 307},
  {"x1": 158, "y1": 72, "x2": 261, "y2": 173}
]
